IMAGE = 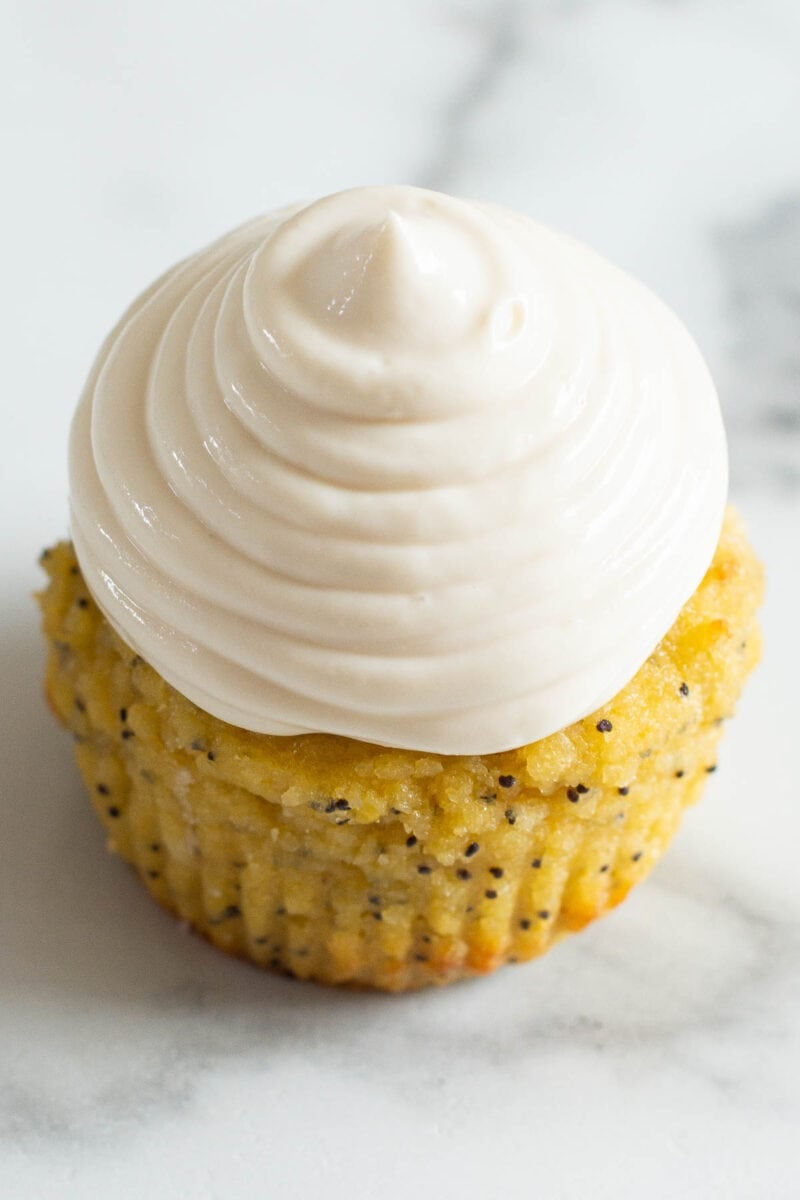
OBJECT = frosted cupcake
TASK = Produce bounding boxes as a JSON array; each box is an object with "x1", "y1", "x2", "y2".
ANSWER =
[{"x1": 39, "y1": 186, "x2": 762, "y2": 989}]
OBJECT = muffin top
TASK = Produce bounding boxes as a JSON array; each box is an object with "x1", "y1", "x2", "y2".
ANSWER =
[{"x1": 69, "y1": 185, "x2": 727, "y2": 753}]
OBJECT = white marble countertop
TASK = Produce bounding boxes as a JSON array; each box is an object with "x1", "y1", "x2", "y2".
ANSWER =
[{"x1": 2, "y1": 2, "x2": 798, "y2": 1197}]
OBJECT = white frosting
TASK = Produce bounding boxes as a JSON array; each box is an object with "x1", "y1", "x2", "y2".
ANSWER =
[{"x1": 69, "y1": 185, "x2": 728, "y2": 754}]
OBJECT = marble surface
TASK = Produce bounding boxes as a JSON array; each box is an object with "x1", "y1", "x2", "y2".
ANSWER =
[{"x1": 2, "y1": 2, "x2": 798, "y2": 1196}]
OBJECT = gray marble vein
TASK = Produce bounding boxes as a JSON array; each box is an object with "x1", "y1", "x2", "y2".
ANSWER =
[
  {"x1": 715, "y1": 196, "x2": 800, "y2": 491},
  {"x1": 415, "y1": 0, "x2": 525, "y2": 191}
]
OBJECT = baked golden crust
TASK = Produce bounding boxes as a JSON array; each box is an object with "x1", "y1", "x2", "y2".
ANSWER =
[{"x1": 37, "y1": 508, "x2": 762, "y2": 989}]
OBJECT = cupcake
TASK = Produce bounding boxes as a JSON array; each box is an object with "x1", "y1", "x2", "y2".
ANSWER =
[{"x1": 39, "y1": 186, "x2": 762, "y2": 990}]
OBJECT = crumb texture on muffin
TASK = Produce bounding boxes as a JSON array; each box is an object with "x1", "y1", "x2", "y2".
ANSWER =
[{"x1": 38, "y1": 509, "x2": 762, "y2": 990}]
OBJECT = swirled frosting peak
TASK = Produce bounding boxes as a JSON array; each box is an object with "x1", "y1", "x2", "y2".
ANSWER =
[{"x1": 69, "y1": 185, "x2": 728, "y2": 753}]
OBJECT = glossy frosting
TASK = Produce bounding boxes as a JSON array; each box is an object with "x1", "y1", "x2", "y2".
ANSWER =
[{"x1": 69, "y1": 185, "x2": 728, "y2": 753}]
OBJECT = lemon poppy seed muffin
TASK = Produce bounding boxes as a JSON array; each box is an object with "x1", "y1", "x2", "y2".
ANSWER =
[
  {"x1": 39, "y1": 186, "x2": 762, "y2": 989},
  {"x1": 39, "y1": 511, "x2": 761, "y2": 989}
]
